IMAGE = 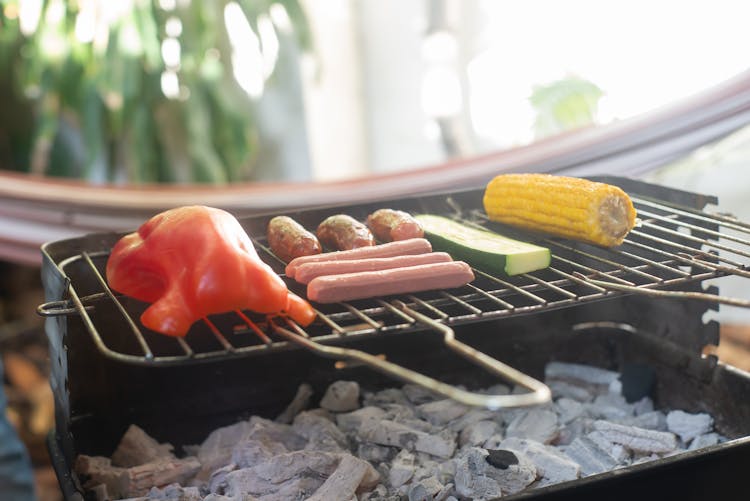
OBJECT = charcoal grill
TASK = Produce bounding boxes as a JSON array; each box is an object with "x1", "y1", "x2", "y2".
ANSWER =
[{"x1": 39, "y1": 176, "x2": 750, "y2": 500}]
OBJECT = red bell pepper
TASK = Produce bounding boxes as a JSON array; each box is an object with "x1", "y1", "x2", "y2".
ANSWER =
[{"x1": 105, "y1": 206, "x2": 316, "y2": 337}]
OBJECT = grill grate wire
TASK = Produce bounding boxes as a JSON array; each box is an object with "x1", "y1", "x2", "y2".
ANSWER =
[{"x1": 39, "y1": 194, "x2": 750, "y2": 368}]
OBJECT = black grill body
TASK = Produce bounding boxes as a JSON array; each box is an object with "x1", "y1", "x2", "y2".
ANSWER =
[{"x1": 41, "y1": 177, "x2": 750, "y2": 500}]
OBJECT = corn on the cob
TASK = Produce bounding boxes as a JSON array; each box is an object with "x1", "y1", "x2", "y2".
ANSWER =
[{"x1": 482, "y1": 174, "x2": 637, "y2": 247}]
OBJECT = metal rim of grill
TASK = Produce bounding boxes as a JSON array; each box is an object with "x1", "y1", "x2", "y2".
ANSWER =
[{"x1": 38, "y1": 191, "x2": 750, "y2": 371}]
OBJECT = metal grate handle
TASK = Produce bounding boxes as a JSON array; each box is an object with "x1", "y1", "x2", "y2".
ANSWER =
[{"x1": 270, "y1": 300, "x2": 551, "y2": 409}]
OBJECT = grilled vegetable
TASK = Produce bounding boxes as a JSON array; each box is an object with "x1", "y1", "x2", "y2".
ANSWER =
[
  {"x1": 482, "y1": 174, "x2": 637, "y2": 247},
  {"x1": 106, "y1": 206, "x2": 315, "y2": 337},
  {"x1": 414, "y1": 214, "x2": 550, "y2": 276}
]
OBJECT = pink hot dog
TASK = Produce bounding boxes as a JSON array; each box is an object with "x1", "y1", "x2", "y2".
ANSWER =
[
  {"x1": 285, "y1": 238, "x2": 432, "y2": 278},
  {"x1": 307, "y1": 261, "x2": 475, "y2": 303},
  {"x1": 294, "y1": 252, "x2": 453, "y2": 285}
]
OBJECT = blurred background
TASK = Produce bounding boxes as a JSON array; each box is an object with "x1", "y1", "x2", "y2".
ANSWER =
[
  {"x1": 2, "y1": 0, "x2": 750, "y2": 183},
  {"x1": 2, "y1": 1, "x2": 750, "y2": 499}
]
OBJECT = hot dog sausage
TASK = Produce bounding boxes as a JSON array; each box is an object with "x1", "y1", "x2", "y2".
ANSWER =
[
  {"x1": 366, "y1": 208, "x2": 424, "y2": 242},
  {"x1": 285, "y1": 238, "x2": 433, "y2": 278},
  {"x1": 294, "y1": 252, "x2": 453, "y2": 284},
  {"x1": 307, "y1": 261, "x2": 475, "y2": 303},
  {"x1": 316, "y1": 214, "x2": 376, "y2": 251},
  {"x1": 267, "y1": 216, "x2": 322, "y2": 263}
]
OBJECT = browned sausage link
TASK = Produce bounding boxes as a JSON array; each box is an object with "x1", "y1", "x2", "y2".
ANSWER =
[
  {"x1": 316, "y1": 214, "x2": 375, "y2": 251},
  {"x1": 366, "y1": 208, "x2": 424, "y2": 242},
  {"x1": 267, "y1": 216, "x2": 322, "y2": 263}
]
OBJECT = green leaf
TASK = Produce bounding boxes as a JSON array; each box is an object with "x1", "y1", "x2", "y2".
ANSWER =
[
  {"x1": 530, "y1": 75, "x2": 604, "y2": 139},
  {"x1": 185, "y1": 87, "x2": 228, "y2": 183},
  {"x1": 80, "y1": 81, "x2": 104, "y2": 180}
]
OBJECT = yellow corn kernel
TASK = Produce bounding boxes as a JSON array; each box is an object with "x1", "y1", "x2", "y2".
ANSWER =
[{"x1": 482, "y1": 174, "x2": 637, "y2": 247}]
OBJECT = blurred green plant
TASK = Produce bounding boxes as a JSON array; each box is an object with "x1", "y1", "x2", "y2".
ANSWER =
[
  {"x1": 0, "y1": 0, "x2": 310, "y2": 183},
  {"x1": 530, "y1": 75, "x2": 604, "y2": 140}
]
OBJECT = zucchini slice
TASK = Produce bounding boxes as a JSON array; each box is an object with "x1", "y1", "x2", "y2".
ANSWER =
[{"x1": 414, "y1": 214, "x2": 551, "y2": 276}]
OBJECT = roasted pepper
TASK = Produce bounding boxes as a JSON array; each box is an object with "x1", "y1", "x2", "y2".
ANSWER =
[{"x1": 105, "y1": 206, "x2": 316, "y2": 337}]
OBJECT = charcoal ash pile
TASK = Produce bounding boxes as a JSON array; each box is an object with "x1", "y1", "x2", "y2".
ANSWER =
[{"x1": 76, "y1": 362, "x2": 725, "y2": 500}]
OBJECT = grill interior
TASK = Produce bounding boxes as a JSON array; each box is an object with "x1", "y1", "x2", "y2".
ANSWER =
[{"x1": 40, "y1": 177, "x2": 749, "y2": 366}]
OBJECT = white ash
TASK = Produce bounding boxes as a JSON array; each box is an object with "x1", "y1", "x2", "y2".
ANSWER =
[
  {"x1": 587, "y1": 393, "x2": 635, "y2": 421},
  {"x1": 357, "y1": 441, "x2": 399, "y2": 463},
  {"x1": 358, "y1": 419, "x2": 457, "y2": 458},
  {"x1": 275, "y1": 382, "x2": 313, "y2": 424},
  {"x1": 482, "y1": 433, "x2": 506, "y2": 450},
  {"x1": 293, "y1": 410, "x2": 348, "y2": 452},
  {"x1": 545, "y1": 361, "x2": 620, "y2": 386},
  {"x1": 112, "y1": 424, "x2": 175, "y2": 467},
  {"x1": 556, "y1": 417, "x2": 590, "y2": 446},
  {"x1": 195, "y1": 417, "x2": 305, "y2": 480},
  {"x1": 633, "y1": 395, "x2": 655, "y2": 415},
  {"x1": 85, "y1": 363, "x2": 728, "y2": 500},
  {"x1": 75, "y1": 454, "x2": 201, "y2": 499},
  {"x1": 459, "y1": 420, "x2": 500, "y2": 447},
  {"x1": 320, "y1": 380, "x2": 361, "y2": 412},
  {"x1": 591, "y1": 420, "x2": 678, "y2": 454},
  {"x1": 219, "y1": 450, "x2": 377, "y2": 499},
  {"x1": 454, "y1": 447, "x2": 537, "y2": 498},
  {"x1": 505, "y1": 408, "x2": 559, "y2": 444},
  {"x1": 666, "y1": 410, "x2": 714, "y2": 443},
  {"x1": 689, "y1": 432, "x2": 722, "y2": 450},
  {"x1": 229, "y1": 437, "x2": 288, "y2": 468},
  {"x1": 555, "y1": 397, "x2": 586, "y2": 425},
  {"x1": 408, "y1": 476, "x2": 451, "y2": 500},
  {"x1": 363, "y1": 387, "x2": 411, "y2": 407},
  {"x1": 336, "y1": 405, "x2": 387, "y2": 434},
  {"x1": 498, "y1": 437, "x2": 580, "y2": 487},
  {"x1": 447, "y1": 408, "x2": 499, "y2": 433},
  {"x1": 563, "y1": 436, "x2": 621, "y2": 476},
  {"x1": 120, "y1": 483, "x2": 202, "y2": 501},
  {"x1": 614, "y1": 410, "x2": 667, "y2": 431},
  {"x1": 306, "y1": 453, "x2": 380, "y2": 501},
  {"x1": 586, "y1": 430, "x2": 630, "y2": 463},
  {"x1": 417, "y1": 399, "x2": 470, "y2": 426},
  {"x1": 121, "y1": 457, "x2": 201, "y2": 497},
  {"x1": 403, "y1": 383, "x2": 442, "y2": 405},
  {"x1": 388, "y1": 449, "x2": 417, "y2": 488},
  {"x1": 547, "y1": 380, "x2": 596, "y2": 402},
  {"x1": 382, "y1": 402, "x2": 420, "y2": 422},
  {"x1": 75, "y1": 455, "x2": 127, "y2": 498}
]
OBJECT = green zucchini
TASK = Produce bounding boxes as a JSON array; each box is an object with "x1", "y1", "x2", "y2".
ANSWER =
[{"x1": 415, "y1": 214, "x2": 551, "y2": 276}]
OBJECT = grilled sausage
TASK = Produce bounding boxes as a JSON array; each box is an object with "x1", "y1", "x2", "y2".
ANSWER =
[
  {"x1": 316, "y1": 214, "x2": 376, "y2": 251},
  {"x1": 267, "y1": 216, "x2": 321, "y2": 263},
  {"x1": 294, "y1": 252, "x2": 453, "y2": 284},
  {"x1": 307, "y1": 261, "x2": 475, "y2": 303},
  {"x1": 285, "y1": 238, "x2": 433, "y2": 278},
  {"x1": 366, "y1": 208, "x2": 424, "y2": 242}
]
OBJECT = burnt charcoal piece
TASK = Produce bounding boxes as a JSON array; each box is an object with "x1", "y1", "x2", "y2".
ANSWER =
[
  {"x1": 485, "y1": 449, "x2": 519, "y2": 470},
  {"x1": 620, "y1": 363, "x2": 656, "y2": 403}
]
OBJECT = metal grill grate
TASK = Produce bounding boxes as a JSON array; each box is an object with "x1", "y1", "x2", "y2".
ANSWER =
[{"x1": 39, "y1": 192, "x2": 750, "y2": 369}]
